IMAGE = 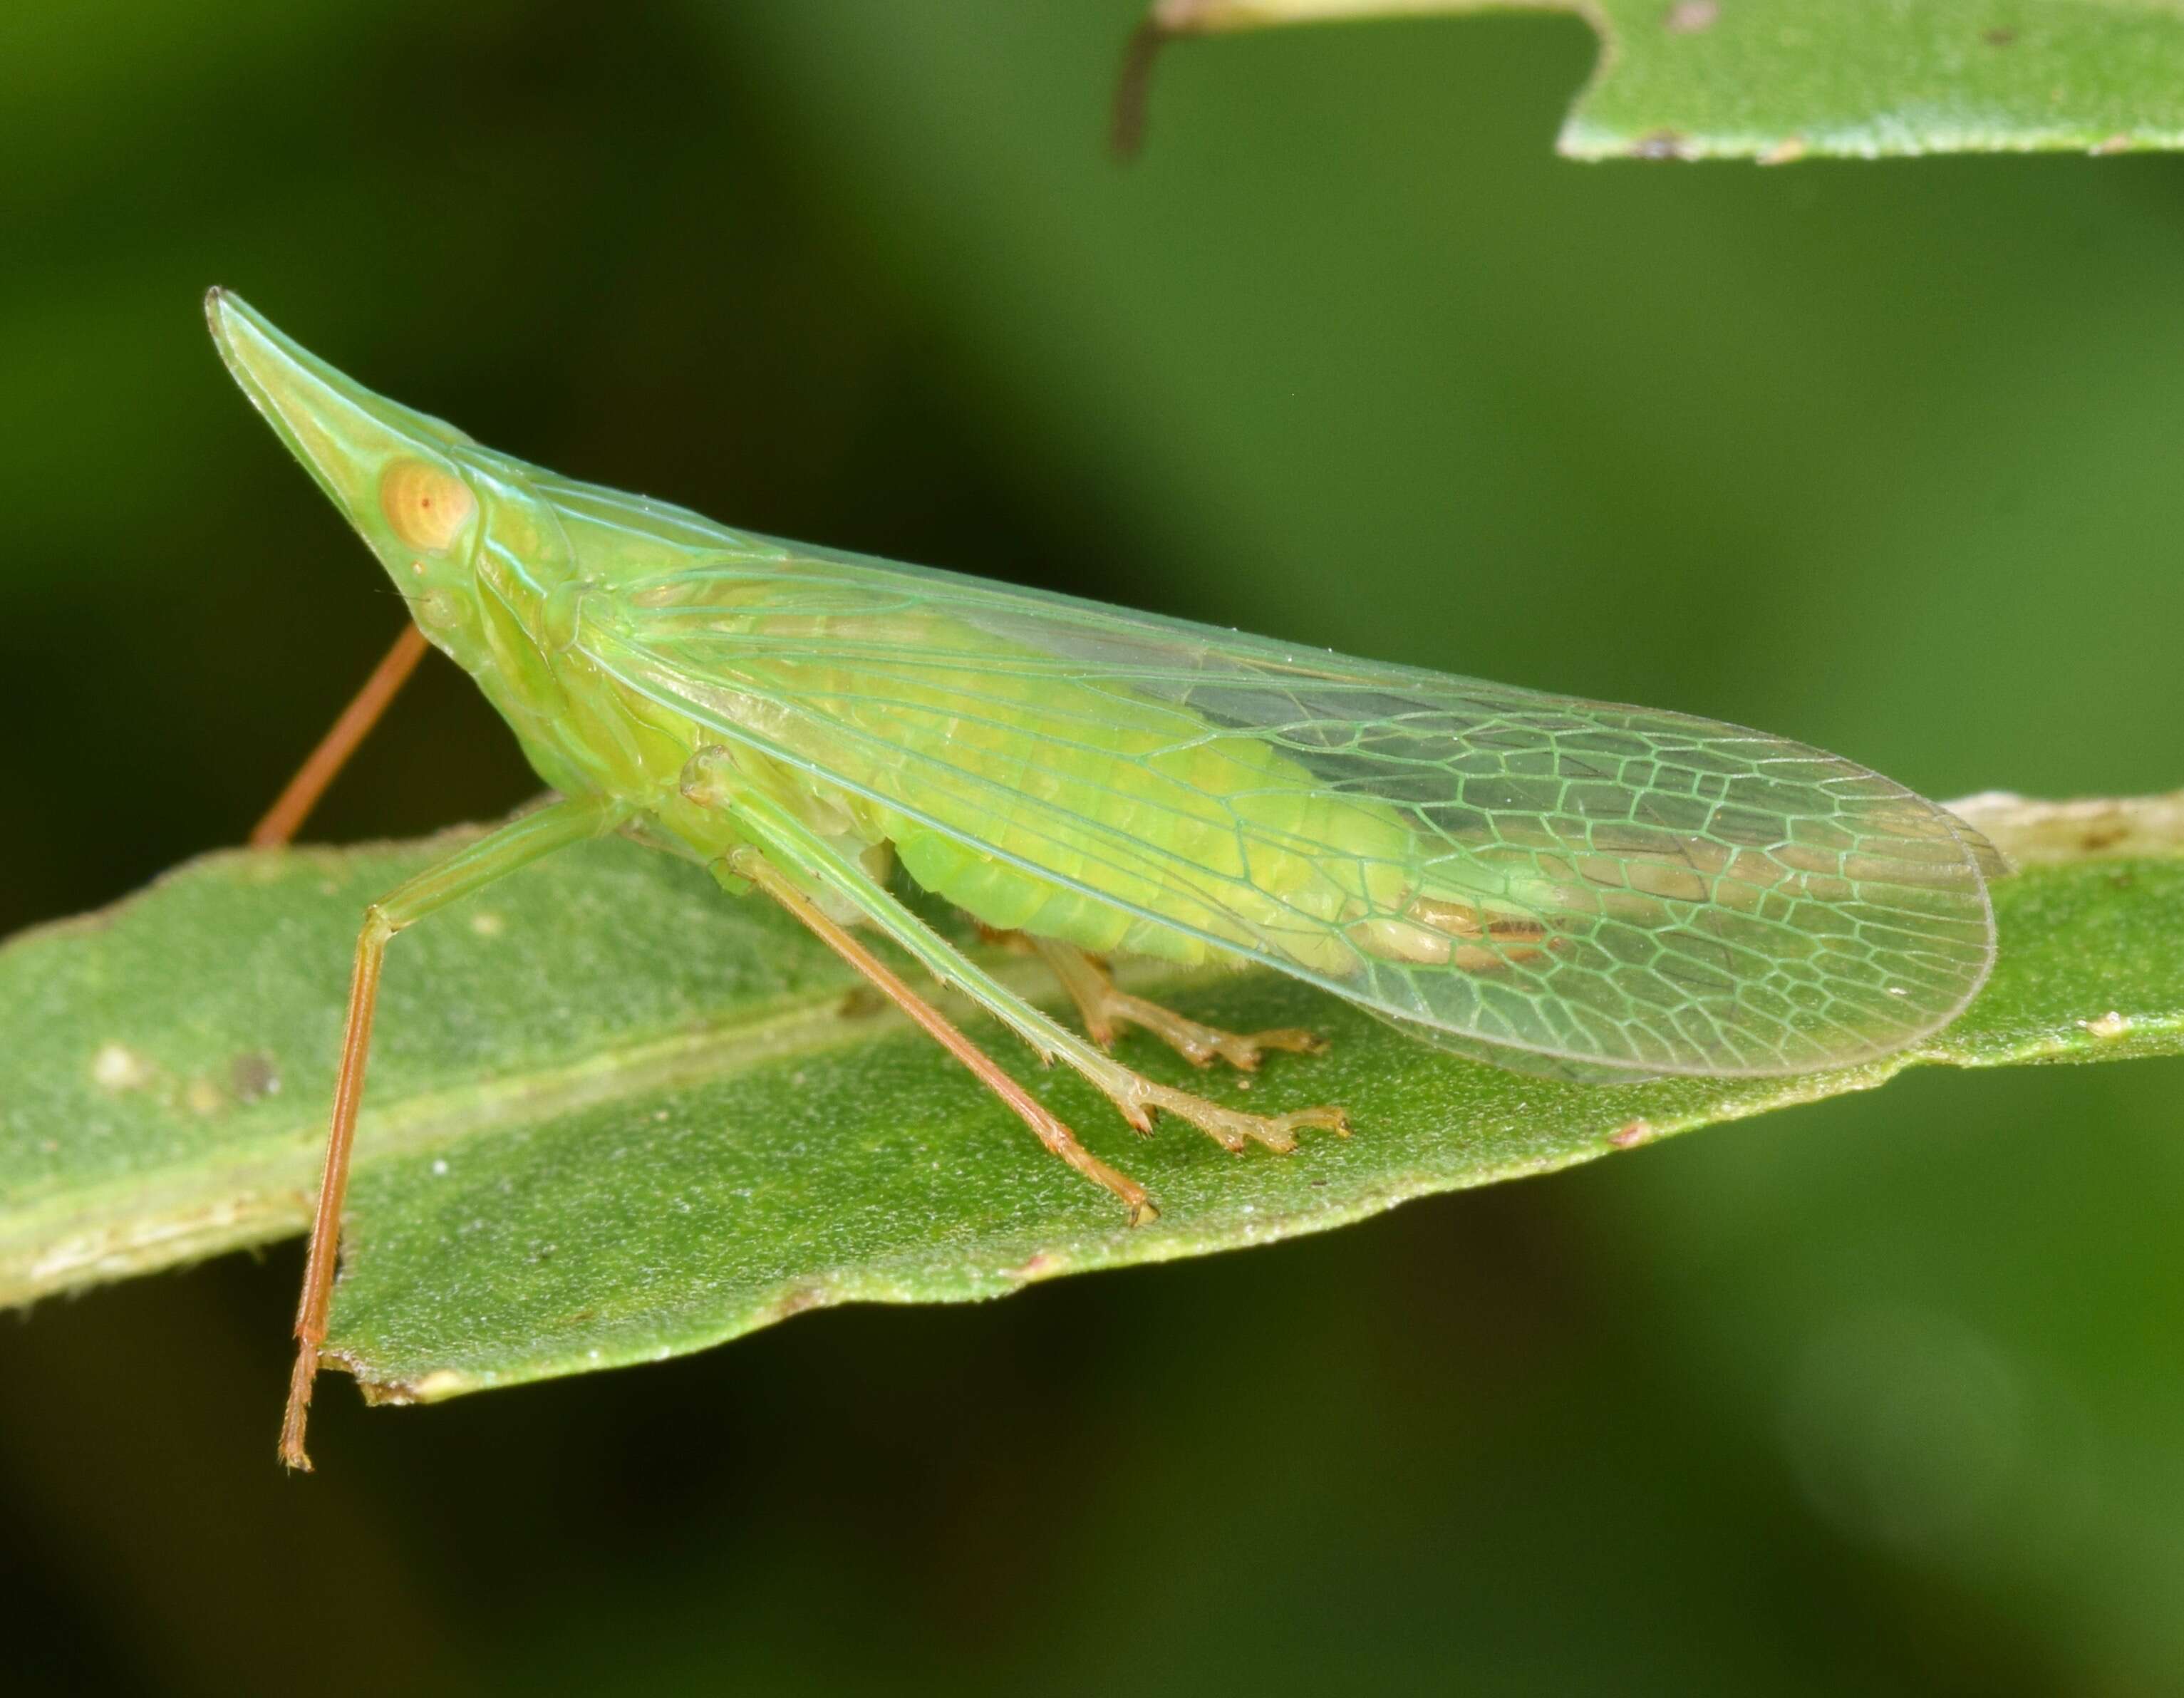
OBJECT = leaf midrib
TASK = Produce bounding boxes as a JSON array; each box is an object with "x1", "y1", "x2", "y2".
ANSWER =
[{"x1": 0, "y1": 946, "x2": 1228, "y2": 1306}]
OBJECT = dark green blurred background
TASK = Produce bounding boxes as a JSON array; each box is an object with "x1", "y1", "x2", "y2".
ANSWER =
[{"x1": 6, "y1": 3, "x2": 2183, "y2": 1692}]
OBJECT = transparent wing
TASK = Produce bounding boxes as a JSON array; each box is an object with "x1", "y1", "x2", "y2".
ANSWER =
[{"x1": 579, "y1": 541, "x2": 1999, "y2": 1082}]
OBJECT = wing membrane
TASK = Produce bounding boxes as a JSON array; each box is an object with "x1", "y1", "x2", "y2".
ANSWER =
[{"x1": 580, "y1": 542, "x2": 1997, "y2": 1081}]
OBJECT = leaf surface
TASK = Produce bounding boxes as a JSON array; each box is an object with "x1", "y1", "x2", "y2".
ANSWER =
[
  {"x1": 1, "y1": 798, "x2": 2178, "y2": 1402},
  {"x1": 1128, "y1": 1, "x2": 2184, "y2": 160}
]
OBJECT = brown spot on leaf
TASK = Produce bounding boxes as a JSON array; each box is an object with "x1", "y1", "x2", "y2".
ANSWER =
[
  {"x1": 231, "y1": 1051, "x2": 281, "y2": 1103},
  {"x1": 837, "y1": 985, "x2": 889, "y2": 1020},
  {"x1": 1610, "y1": 1117, "x2": 1660, "y2": 1149},
  {"x1": 1664, "y1": 1, "x2": 1718, "y2": 33},
  {"x1": 1632, "y1": 130, "x2": 1692, "y2": 160},
  {"x1": 1982, "y1": 27, "x2": 2017, "y2": 47},
  {"x1": 771, "y1": 1283, "x2": 827, "y2": 1322},
  {"x1": 376, "y1": 1368, "x2": 464, "y2": 1404}
]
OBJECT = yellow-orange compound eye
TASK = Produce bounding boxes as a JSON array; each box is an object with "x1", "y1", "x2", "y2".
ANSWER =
[{"x1": 380, "y1": 458, "x2": 475, "y2": 552}]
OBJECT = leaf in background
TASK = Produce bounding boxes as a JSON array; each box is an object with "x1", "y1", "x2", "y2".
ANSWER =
[
  {"x1": 2, "y1": 797, "x2": 2181, "y2": 1404},
  {"x1": 1122, "y1": 1, "x2": 2184, "y2": 160}
]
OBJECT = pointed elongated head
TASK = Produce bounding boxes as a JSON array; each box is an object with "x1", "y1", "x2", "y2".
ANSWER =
[{"x1": 205, "y1": 289, "x2": 571, "y2": 688}]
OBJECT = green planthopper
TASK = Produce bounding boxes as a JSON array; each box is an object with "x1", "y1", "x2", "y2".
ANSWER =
[{"x1": 205, "y1": 289, "x2": 2003, "y2": 1469}]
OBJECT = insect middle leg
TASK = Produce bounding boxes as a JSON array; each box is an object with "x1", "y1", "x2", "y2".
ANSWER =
[
  {"x1": 720, "y1": 792, "x2": 1350, "y2": 1167},
  {"x1": 1028, "y1": 938, "x2": 1323, "y2": 1072},
  {"x1": 252, "y1": 621, "x2": 432, "y2": 847}
]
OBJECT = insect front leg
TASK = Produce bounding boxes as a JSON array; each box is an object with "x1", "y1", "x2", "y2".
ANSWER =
[
  {"x1": 723, "y1": 790, "x2": 1350, "y2": 1170},
  {"x1": 1028, "y1": 937, "x2": 1324, "y2": 1071},
  {"x1": 279, "y1": 794, "x2": 624, "y2": 1471}
]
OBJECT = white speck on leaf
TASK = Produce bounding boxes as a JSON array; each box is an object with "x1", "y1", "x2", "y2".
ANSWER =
[{"x1": 90, "y1": 1043, "x2": 153, "y2": 1092}]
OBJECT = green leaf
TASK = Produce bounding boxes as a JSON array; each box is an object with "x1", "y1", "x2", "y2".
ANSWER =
[
  {"x1": 1123, "y1": 1, "x2": 2184, "y2": 160},
  {"x1": 1, "y1": 795, "x2": 2179, "y2": 1404}
]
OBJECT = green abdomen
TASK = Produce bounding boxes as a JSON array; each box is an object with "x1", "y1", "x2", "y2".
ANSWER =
[{"x1": 745, "y1": 634, "x2": 1422, "y2": 971}]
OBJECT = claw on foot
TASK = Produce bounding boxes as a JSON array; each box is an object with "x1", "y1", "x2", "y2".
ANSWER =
[
  {"x1": 1031, "y1": 938, "x2": 1326, "y2": 1071},
  {"x1": 1123, "y1": 1077, "x2": 1351, "y2": 1156}
]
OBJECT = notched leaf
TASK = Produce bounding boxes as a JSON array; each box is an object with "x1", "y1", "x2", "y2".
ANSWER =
[
  {"x1": 1952, "y1": 788, "x2": 2184, "y2": 865},
  {"x1": 1117, "y1": 1, "x2": 2184, "y2": 162}
]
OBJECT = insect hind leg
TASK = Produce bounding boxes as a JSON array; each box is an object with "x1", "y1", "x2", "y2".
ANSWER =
[
  {"x1": 1029, "y1": 937, "x2": 1324, "y2": 1072},
  {"x1": 725, "y1": 793, "x2": 1350, "y2": 1170},
  {"x1": 723, "y1": 847, "x2": 1156, "y2": 1221},
  {"x1": 1100, "y1": 1070, "x2": 1351, "y2": 1156}
]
